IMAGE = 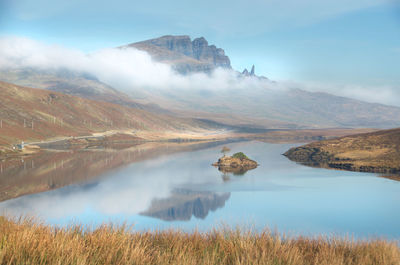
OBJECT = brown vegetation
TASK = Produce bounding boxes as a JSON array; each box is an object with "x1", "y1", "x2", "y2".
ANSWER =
[
  {"x1": 0, "y1": 81, "x2": 225, "y2": 153},
  {"x1": 0, "y1": 216, "x2": 399, "y2": 265},
  {"x1": 284, "y1": 128, "x2": 400, "y2": 174}
]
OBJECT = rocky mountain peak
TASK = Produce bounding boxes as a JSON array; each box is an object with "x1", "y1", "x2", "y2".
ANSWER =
[
  {"x1": 128, "y1": 35, "x2": 231, "y2": 73},
  {"x1": 242, "y1": 65, "x2": 256, "y2": 77},
  {"x1": 250, "y1": 65, "x2": 255, "y2": 76}
]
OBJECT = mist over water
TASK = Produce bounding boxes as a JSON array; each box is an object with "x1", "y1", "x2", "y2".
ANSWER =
[{"x1": 1, "y1": 141, "x2": 399, "y2": 240}]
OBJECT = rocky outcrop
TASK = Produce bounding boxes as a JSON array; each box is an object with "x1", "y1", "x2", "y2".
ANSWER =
[
  {"x1": 192, "y1": 37, "x2": 231, "y2": 68},
  {"x1": 283, "y1": 147, "x2": 333, "y2": 164},
  {"x1": 125, "y1": 35, "x2": 231, "y2": 74},
  {"x1": 242, "y1": 65, "x2": 267, "y2": 79},
  {"x1": 213, "y1": 153, "x2": 258, "y2": 175},
  {"x1": 250, "y1": 65, "x2": 255, "y2": 76}
]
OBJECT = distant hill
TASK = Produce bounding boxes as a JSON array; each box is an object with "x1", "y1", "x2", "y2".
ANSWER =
[
  {"x1": 0, "y1": 81, "x2": 220, "y2": 148},
  {"x1": 0, "y1": 68, "x2": 167, "y2": 114},
  {"x1": 284, "y1": 128, "x2": 400, "y2": 174},
  {"x1": 124, "y1": 35, "x2": 231, "y2": 74},
  {"x1": 126, "y1": 84, "x2": 400, "y2": 129}
]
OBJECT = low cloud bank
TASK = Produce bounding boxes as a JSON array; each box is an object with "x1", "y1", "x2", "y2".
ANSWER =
[
  {"x1": 0, "y1": 36, "x2": 399, "y2": 107},
  {"x1": 284, "y1": 81, "x2": 400, "y2": 107},
  {"x1": 0, "y1": 36, "x2": 274, "y2": 92}
]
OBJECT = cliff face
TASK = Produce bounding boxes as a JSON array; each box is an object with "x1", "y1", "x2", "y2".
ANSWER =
[{"x1": 125, "y1": 35, "x2": 231, "y2": 74}]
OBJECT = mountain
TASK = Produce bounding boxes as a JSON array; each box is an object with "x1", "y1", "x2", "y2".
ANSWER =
[
  {"x1": 2, "y1": 35, "x2": 400, "y2": 129},
  {"x1": 118, "y1": 35, "x2": 400, "y2": 129},
  {"x1": 126, "y1": 84, "x2": 400, "y2": 129},
  {"x1": 284, "y1": 127, "x2": 400, "y2": 174},
  {"x1": 124, "y1": 35, "x2": 231, "y2": 74},
  {"x1": 0, "y1": 81, "x2": 222, "y2": 149}
]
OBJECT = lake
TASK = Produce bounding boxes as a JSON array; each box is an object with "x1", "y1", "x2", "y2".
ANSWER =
[{"x1": 0, "y1": 141, "x2": 399, "y2": 240}]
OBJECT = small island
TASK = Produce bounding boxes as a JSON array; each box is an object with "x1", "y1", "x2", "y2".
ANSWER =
[{"x1": 213, "y1": 148, "x2": 258, "y2": 174}]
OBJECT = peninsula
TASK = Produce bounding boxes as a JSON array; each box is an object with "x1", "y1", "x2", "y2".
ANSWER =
[{"x1": 284, "y1": 128, "x2": 400, "y2": 174}]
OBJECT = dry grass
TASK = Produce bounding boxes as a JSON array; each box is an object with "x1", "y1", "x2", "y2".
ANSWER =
[{"x1": 0, "y1": 216, "x2": 399, "y2": 265}]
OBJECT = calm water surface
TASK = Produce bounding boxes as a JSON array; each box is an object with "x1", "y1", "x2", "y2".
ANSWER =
[{"x1": 1, "y1": 141, "x2": 399, "y2": 240}]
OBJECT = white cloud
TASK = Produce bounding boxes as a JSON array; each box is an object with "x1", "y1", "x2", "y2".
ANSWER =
[
  {"x1": 0, "y1": 36, "x2": 398, "y2": 108},
  {"x1": 283, "y1": 80, "x2": 400, "y2": 107},
  {"x1": 0, "y1": 36, "x2": 277, "y2": 93}
]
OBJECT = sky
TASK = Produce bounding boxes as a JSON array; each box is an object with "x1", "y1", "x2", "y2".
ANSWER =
[{"x1": 1, "y1": 0, "x2": 400, "y2": 105}]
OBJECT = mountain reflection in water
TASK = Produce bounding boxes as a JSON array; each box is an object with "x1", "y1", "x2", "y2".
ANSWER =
[
  {"x1": 0, "y1": 140, "x2": 238, "y2": 202},
  {"x1": 1, "y1": 141, "x2": 398, "y2": 240},
  {"x1": 141, "y1": 189, "x2": 230, "y2": 221}
]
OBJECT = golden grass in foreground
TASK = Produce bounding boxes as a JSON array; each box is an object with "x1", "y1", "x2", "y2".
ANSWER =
[{"x1": 0, "y1": 217, "x2": 399, "y2": 265}]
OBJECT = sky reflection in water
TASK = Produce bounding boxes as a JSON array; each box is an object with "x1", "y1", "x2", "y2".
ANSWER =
[{"x1": 0, "y1": 141, "x2": 399, "y2": 240}]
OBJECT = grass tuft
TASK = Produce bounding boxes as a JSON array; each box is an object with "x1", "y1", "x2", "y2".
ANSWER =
[{"x1": 0, "y1": 216, "x2": 399, "y2": 264}]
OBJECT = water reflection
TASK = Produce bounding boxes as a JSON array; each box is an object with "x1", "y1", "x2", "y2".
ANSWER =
[
  {"x1": 0, "y1": 140, "x2": 237, "y2": 202},
  {"x1": 142, "y1": 189, "x2": 230, "y2": 221},
  {"x1": 0, "y1": 141, "x2": 399, "y2": 240},
  {"x1": 0, "y1": 141, "x2": 236, "y2": 222}
]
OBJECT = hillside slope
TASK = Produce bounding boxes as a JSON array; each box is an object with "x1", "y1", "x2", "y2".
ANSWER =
[
  {"x1": 0, "y1": 81, "x2": 221, "y2": 149},
  {"x1": 0, "y1": 68, "x2": 167, "y2": 114},
  {"x1": 127, "y1": 84, "x2": 400, "y2": 129},
  {"x1": 284, "y1": 128, "x2": 400, "y2": 174}
]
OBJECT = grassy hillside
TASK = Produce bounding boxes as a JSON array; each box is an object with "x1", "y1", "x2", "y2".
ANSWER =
[
  {"x1": 0, "y1": 81, "x2": 218, "y2": 150},
  {"x1": 284, "y1": 128, "x2": 400, "y2": 174},
  {"x1": 0, "y1": 216, "x2": 399, "y2": 265},
  {"x1": 0, "y1": 68, "x2": 155, "y2": 111}
]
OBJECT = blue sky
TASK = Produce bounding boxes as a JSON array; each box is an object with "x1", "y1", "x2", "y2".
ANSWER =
[{"x1": 1, "y1": 0, "x2": 400, "y2": 93}]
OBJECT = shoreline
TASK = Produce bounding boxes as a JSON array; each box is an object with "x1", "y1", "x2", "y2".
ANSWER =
[
  {"x1": 284, "y1": 128, "x2": 400, "y2": 175},
  {"x1": 0, "y1": 127, "x2": 376, "y2": 160}
]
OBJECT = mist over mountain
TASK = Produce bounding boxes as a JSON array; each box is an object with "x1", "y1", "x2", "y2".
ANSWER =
[{"x1": 1, "y1": 35, "x2": 400, "y2": 129}]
